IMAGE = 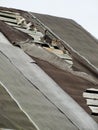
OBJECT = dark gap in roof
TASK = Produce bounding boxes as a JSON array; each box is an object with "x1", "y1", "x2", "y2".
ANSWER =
[
  {"x1": 53, "y1": 46, "x2": 59, "y2": 49},
  {"x1": 4, "y1": 21, "x2": 17, "y2": 24},
  {"x1": 85, "y1": 90, "x2": 98, "y2": 94},
  {"x1": 89, "y1": 105, "x2": 98, "y2": 107},
  {"x1": 91, "y1": 113, "x2": 98, "y2": 116},
  {"x1": 41, "y1": 43, "x2": 50, "y2": 48},
  {"x1": 0, "y1": 14, "x2": 16, "y2": 19}
]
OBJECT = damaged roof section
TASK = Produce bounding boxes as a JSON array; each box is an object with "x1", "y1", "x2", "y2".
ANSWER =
[
  {"x1": 0, "y1": 32, "x2": 80, "y2": 130},
  {"x1": 31, "y1": 12, "x2": 98, "y2": 77},
  {"x1": 83, "y1": 88, "x2": 98, "y2": 115},
  {"x1": 0, "y1": 7, "x2": 74, "y2": 70},
  {"x1": 0, "y1": 32, "x2": 98, "y2": 130},
  {"x1": 0, "y1": 6, "x2": 98, "y2": 130},
  {"x1": 0, "y1": 20, "x2": 33, "y2": 43},
  {"x1": 0, "y1": 10, "x2": 33, "y2": 43}
]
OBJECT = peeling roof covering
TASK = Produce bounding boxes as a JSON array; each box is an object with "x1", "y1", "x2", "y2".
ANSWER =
[
  {"x1": 0, "y1": 6, "x2": 98, "y2": 130},
  {"x1": 32, "y1": 12, "x2": 98, "y2": 76}
]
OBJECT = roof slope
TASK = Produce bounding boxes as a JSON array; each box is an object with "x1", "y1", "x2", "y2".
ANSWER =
[
  {"x1": 0, "y1": 6, "x2": 98, "y2": 130},
  {"x1": 32, "y1": 12, "x2": 98, "y2": 76}
]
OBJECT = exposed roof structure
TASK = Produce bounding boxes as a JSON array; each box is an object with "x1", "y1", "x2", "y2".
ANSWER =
[{"x1": 0, "y1": 6, "x2": 98, "y2": 130}]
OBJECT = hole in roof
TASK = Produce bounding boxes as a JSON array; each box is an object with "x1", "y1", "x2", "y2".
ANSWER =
[
  {"x1": 41, "y1": 43, "x2": 50, "y2": 47},
  {"x1": 53, "y1": 46, "x2": 59, "y2": 49}
]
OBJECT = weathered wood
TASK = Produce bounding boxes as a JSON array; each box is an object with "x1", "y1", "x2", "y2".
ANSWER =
[
  {"x1": 89, "y1": 106, "x2": 98, "y2": 114},
  {"x1": 0, "y1": 12, "x2": 17, "y2": 19},
  {"x1": 86, "y1": 99, "x2": 98, "y2": 106},
  {"x1": 0, "y1": 10, "x2": 19, "y2": 15},
  {"x1": 83, "y1": 92, "x2": 98, "y2": 100},
  {"x1": 0, "y1": 16, "x2": 17, "y2": 23}
]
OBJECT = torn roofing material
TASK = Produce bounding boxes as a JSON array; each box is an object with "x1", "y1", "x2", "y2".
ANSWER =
[
  {"x1": 0, "y1": 6, "x2": 98, "y2": 130},
  {"x1": 31, "y1": 12, "x2": 98, "y2": 76},
  {"x1": 0, "y1": 20, "x2": 33, "y2": 43}
]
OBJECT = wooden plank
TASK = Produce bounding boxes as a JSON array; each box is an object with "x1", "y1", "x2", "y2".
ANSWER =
[
  {"x1": 86, "y1": 99, "x2": 98, "y2": 106},
  {"x1": 0, "y1": 16, "x2": 17, "y2": 23},
  {"x1": 0, "y1": 12, "x2": 17, "y2": 19},
  {"x1": 89, "y1": 106, "x2": 98, "y2": 114},
  {"x1": 5, "y1": 22, "x2": 21, "y2": 27},
  {"x1": 83, "y1": 92, "x2": 98, "y2": 99},
  {"x1": 0, "y1": 10, "x2": 19, "y2": 15},
  {"x1": 87, "y1": 88, "x2": 98, "y2": 91},
  {"x1": 15, "y1": 27, "x2": 43, "y2": 41}
]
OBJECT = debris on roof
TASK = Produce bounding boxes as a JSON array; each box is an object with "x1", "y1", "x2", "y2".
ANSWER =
[{"x1": 0, "y1": 9, "x2": 73, "y2": 68}]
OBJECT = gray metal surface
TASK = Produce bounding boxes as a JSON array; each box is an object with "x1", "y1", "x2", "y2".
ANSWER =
[
  {"x1": 0, "y1": 51, "x2": 78, "y2": 130},
  {"x1": 0, "y1": 33, "x2": 98, "y2": 130},
  {"x1": 0, "y1": 34, "x2": 79, "y2": 130},
  {"x1": 0, "y1": 32, "x2": 35, "y2": 63},
  {"x1": 0, "y1": 83, "x2": 37, "y2": 130},
  {"x1": 31, "y1": 13, "x2": 98, "y2": 74},
  {"x1": 0, "y1": 32, "x2": 10, "y2": 44}
]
